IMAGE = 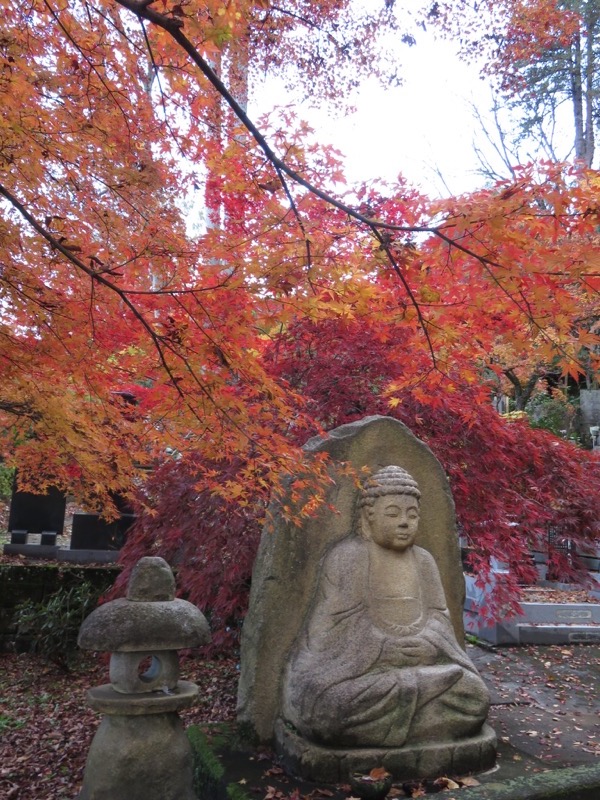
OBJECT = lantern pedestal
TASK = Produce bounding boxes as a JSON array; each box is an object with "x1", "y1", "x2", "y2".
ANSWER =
[
  {"x1": 76, "y1": 558, "x2": 210, "y2": 800},
  {"x1": 79, "y1": 699, "x2": 197, "y2": 800}
]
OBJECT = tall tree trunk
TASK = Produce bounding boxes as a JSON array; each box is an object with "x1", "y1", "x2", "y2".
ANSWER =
[
  {"x1": 584, "y1": 4, "x2": 597, "y2": 167},
  {"x1": 570, "y1": 32, "x2": 587, "y2": 162},
  {"x1": 229, "y1": 31, "x2": 249, "y2": 115},
  {"x1": 504, "y1": 369, "x2": 542, "y2": 411},
  {"x1": 204, "y1": 40, "x2": 249, "y2": 235}
]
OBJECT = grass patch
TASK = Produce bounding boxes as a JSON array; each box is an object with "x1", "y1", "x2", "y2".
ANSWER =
[
  {"x1": 0, "y1": 713, "x2": 24, "y2": 734},
  {"x1": 187, "y1": 724, "x2": 251, "y2": 800}
]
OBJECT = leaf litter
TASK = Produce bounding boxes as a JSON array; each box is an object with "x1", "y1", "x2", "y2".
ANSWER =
[{"x1": 2, "y1": 643, "x2": 598, "y2": 799}]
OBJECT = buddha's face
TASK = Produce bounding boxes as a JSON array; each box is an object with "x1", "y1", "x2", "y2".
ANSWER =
[{"x1": 363, "y1": 494, "x2": 419, "y2": 552}]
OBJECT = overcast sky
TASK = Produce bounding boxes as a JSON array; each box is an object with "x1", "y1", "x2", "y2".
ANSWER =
[
  {"x1": 253, "y1": 29, "x2": 495, "y2": 199},
  {"x1": 309, "y1": 39, "x2": 492, "y2": 197}
]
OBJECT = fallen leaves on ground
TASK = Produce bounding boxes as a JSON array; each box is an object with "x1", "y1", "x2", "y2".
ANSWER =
[
  {"x1": 3, "y1": 643, "x2": 598, "y2": 800},
  {"x1": 0, "y1": 652, "x2": 238, "y2": 799},
  {"x1": 369, "y1": 768, "x2": 391, "y2": 781},
  {"x1": 482, "y1": 643, "x2": 600, "y2": 766},
  {"x1": 520, "y1": 587, "x2": 600, "y2": 604}
]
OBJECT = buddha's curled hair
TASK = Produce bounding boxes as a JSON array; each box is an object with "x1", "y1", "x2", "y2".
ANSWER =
[{"x1": 358, "y1": 465, "x2": 421, "y2": 508}]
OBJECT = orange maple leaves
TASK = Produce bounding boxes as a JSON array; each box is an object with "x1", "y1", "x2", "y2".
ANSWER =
[{"x1": 1, "y1": 0, "x2": 599, "y2": 515}]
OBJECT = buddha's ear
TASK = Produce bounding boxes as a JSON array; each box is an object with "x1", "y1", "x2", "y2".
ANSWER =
[{"x1": 360, "y1": 506, "x2": 374, "y2": 539}]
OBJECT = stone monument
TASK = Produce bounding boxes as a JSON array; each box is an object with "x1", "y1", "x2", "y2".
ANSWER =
[
  {"x1": 77, "y1": 556, "x2": 210, "y2": 800},
  {"x1": 238, "y1": 416, "x2": 496, "y2": 782}
]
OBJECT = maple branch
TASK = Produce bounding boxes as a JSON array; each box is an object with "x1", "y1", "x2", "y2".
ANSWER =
[
  {"x1": 432, "y1": 227, "x2": 560, "y2": 338},
  {"x1": 114, "y1": 0, "x2": 567, "y2": 338},
  {"x1": 112, "y1": 0, "x2": 419, "y2": 235},
  {"x1": 88, "y1": 0, "x2": 146, "y2": 56},
  {"x1": 116, "y1": 281, "x2": 233, "y2": 295},
  {"x1": 109, "y1": 0, "x2": 591, "y2": 380},
  {"x1": 140, "y1": 22, "x2": 187, "y2": 159},
  {"x1": 269, "y1": 5, "x2": 351, "y2": 60},
  {"x1": 0, "y1": 400, "x2": 38, "y2": 419},
  {"x1": 273, "y1": 168, "x2": 314, "y2": 282},
  {"x1": 135, "y1": 11, "x2": 312, "y2": 280},
  {"x1": 28, "y1": 133, "x2": 152, "y2": 223},
  {"x1": 372, "y1": 229, "x2": 439, "y2": 370},
  {"x1": 112, "y1": 0, "x2": 442, "y2": 340},
  {"x1": 0, "y1": 182, "x2": 208, "y2": 409},
  {"x1": 0, "y1": 182, "x2": 286, "y2": 458},
  {"x1": 43, "y1": 0, "x2": 131, "y2": 127}
]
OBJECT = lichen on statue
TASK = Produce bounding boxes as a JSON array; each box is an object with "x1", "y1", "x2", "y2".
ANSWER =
[{"x1": 280, "y1": 465, "x2": 490, "y2": 749}]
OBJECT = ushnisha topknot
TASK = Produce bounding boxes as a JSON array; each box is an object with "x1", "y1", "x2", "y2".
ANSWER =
[{"x1": 358, "y1": 465, "x2": 421, "y2": 508}]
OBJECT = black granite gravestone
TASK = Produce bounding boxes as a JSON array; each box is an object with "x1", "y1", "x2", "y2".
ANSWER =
[
  {"x1": 8, "y1": 482, "x2": 66, "y2": 535},
  {"x1": 70, "y1": 513, "x2": 134, "y2": 551}
]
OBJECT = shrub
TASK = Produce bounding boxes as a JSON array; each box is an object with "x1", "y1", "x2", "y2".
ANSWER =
[
  {"x1": 526, "y1": 392, "x2": 578, "y2": 440},
  {"x1": 0, "y1": 463, "x2": 14, "y2": 501},
  {"x1": 13, "y1": 581, "x2": 101, "y2": 671},
  {"x1": 116, "y1": 454, "x2": 262, "y2": 655}
]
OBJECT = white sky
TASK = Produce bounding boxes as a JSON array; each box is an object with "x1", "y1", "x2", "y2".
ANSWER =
[
  {"x1": 252, "y1": 31, "x2": 495, "y2": 199},
  {"x1": 305, "y1": 39, "x2": 491, "y2": 197}
]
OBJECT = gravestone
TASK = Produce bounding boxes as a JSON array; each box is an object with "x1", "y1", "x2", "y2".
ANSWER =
[
  {"x1": 237, "y1": 416, "x2": 495, "y2": 782},
  {"x1": 7, "y1": 482, "x2": 66, "y2": 535},
  {"x1": 70, "y1": 513, "x2": 134, "y2": 551}
]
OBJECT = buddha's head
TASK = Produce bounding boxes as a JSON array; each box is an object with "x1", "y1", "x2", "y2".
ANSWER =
[{"x1": 358, "y1": 466, "x2": 421, "y2": 552}]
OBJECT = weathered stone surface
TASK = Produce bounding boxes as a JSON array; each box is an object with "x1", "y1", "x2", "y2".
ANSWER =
[
  {"x1": 277, "y1": 464, "x2": 490, "y2": 779},
  {"x1": 78, "y1": 598, "x2": 210, "y2": 651},
  {"x1": 437, "y1": 762, "x2": 600, "y2": 800},
  {"x1": 279, "y1": 525, "x2": 490, "y2": 750},
  {"x1": 238, "y1": 416, "x2": 466, "y2": 744},
  {"x1": 86, "y1": 681, "x2": 199, "y2": 716},
  {"x1": 127, "y1": 556, "x2": 176, "y2": 601},
  {"x1": 274, "y1": 720, "x2": 497, "y2": 783},
  {"x1": 76, "y1": 556, "x2": 208, "y2": 800},
  {"x1": 77, "y1": 712, "x2": 196, "y2": 800},
  {"x1": 109, "y1": 650, "x2": 180, "y2": 694}
]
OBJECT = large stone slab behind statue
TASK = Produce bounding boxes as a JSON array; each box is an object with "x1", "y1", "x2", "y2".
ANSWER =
[{"x1": 237, "y1": 416, "x2": 495, "y2": 782}]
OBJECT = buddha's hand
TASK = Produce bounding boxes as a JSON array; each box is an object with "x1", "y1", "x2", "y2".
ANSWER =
[{"x1": 382, "y1": 636, "x2": 437, "y2": 667}]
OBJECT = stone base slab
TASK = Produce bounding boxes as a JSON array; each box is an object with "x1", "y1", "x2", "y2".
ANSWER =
[
  {"x1": 3, "y1": 543, "x2": 59, "y2": 559},
  {"x1": 59, "y1": 548, "x2": 120, "y2": 564},
  {"x1": 447, "y1": 762, "x2": 600, "y2": 800},
  {"x1": 2, "y1": 544, "x2": 122, "y2": 563},
  {"x1": 274, "y1": 719, "x2": 497, "y2": 783}
]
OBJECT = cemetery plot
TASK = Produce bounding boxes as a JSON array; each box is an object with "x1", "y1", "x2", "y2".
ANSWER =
[{"x1": 465, "y1": 578, "x2": 600, "y2": 645}]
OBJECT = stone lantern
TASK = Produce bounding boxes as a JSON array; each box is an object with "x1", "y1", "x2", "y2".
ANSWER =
[{"x1": 77, "y1": 556, "x2": 210, "y2": 800}]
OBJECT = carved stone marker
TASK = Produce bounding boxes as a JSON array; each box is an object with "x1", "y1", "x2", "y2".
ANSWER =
[
  {"x1": 238, "y1": 416, "x2": 496, "y2": 782},
  {"x1": 77, "y1": 557, "x2": 210, "y2": 800}
]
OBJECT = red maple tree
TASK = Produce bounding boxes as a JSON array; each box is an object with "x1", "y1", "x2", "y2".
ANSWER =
[{"x1": 2, "y1": 0, "x2": 600, "y2": 643}]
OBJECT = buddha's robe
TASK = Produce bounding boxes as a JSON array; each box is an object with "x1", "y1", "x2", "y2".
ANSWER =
[{"x1": 281, "y1": 538, "x2": 490, "y2": 748}]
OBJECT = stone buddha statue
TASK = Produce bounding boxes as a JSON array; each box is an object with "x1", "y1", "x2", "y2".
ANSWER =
[{"x1": 280, "y1": 465, "x2": 490, "y2": 749}]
